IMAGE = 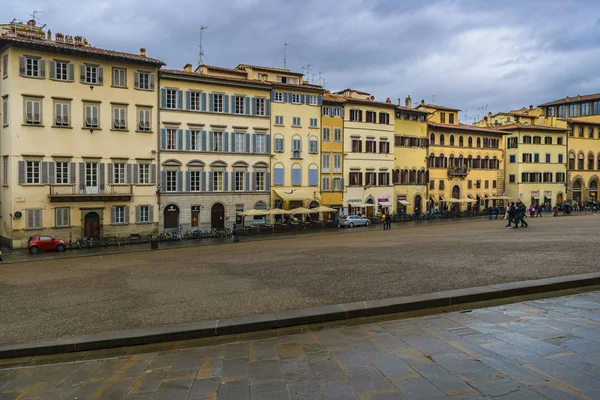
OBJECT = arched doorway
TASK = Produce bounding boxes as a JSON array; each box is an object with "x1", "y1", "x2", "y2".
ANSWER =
[
  {"x1": 556, "y1": 193, "x2": 563, "y2": 205},
  {"x1": 572, "y1": 180, "x2": 583, "y2": 203},
  {"x1": 365, "y1": 198, "x2": 374, "y2": 219},
  {"x1": 211, "y1": 203, "x2": 225, "y2": 229},
  {"x1": 589, "y1": 180, "x2": 598, "y2": 203},
  {"x1": 164, "y1": 204, "x2": 180, "y2": 231},
  {"x1": 452, "y1": 185, "x2": 460, "y2": 200},
  {"x1": 84, "y1": 212, "x2": 100, "y2": 239},
  {"x1": 414, "y1": 195, "x2": 422, "y2": 214}
]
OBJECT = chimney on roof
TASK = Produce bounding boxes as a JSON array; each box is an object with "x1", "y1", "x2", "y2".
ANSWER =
[
  {"x1": 420, "y1": 99, "x2": 425, "y2": 106},
  {"x1": 405, "y1": 95, "x2": 412, "y2": 109},
  {"x1": 47, "y1": 30, "x2": 51, "y2": 40},
  {"x1": 529, "y1": 105, "x2": 533, "y2": 110},
  {"x1": 386, "y1": 98, "x2": 391, "y2": 103},
  {"x1": 184, "y1": 63, "x2": 192, "y2": 72},
  {"x1": 139, "y1": 48, "x2": 146, "y2": 57},
  {"x1": 397, "y1": 98, "x2": 401, "y2": 106}
]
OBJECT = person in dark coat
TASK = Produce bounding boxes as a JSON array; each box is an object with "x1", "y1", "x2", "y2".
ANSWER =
[
  {"x1": 536, "y1": 204, "x2": 543, "y2": 218},
  {"x1": 506, "y1": 202, "x2": 517, "y2": 229},
  {"x1": 385, "y1": 213, "x2": 392, "y2": 230},
  {"x1": 516, "y1": 199, "x2": 528, "y2": 228}
]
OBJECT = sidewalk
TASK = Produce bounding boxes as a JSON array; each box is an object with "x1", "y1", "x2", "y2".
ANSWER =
[{"x1": 1, "y1": 290, "x2": 598, "y2": 399}]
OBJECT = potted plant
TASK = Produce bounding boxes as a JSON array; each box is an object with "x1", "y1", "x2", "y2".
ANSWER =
[
  {"x1": 74, "y1": 35, "x2": 82, "y2": 45},
  {"x1": 55, "y1": 32, "x2": 64, "y2": 41},
  {"x1": 65, "y1": 35, "x2": 73, "y2": 44}
]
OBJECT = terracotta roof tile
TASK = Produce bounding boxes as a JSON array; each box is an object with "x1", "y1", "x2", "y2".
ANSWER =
[
  {"x1": 235, "y1": 64, "x2": 303, "y2": 76},
  {"x1": 420, "y1": 103, "x2": 462, "y2": 111},
  {"x1": 539, "y1": 93, "x2": 600, "y2": 107},
  {"x1": 560, "y1": 118, "x2": 600, "y2": 126},
  {"x1": 202, "y1": 64, "x2": 247, "y2": 75},
  {"x1": 396, "y1": 105, "x2": 429, "y2": 113},
  {"x1": 160, "y1": 69, "x2": 271, "y2": 86},
  {"x1": 495, "y1": 123, "x2": 567, "y2": 132},
  {"x1": 334, "y1": 88, "x2": 371, "y2": 96},
  {"x1": 342, "y1": 96, "x2": 396, "y2": 108},
  {"x1": 428, "y1": 122, "x2": 508, "y2": 134},
  {"x1": 0, "y1": 34, "x2": 164, "y2": 65}
]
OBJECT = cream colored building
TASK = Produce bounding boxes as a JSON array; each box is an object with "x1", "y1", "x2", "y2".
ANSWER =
[
  {"x1": 158, "y1": 64, "x2": 272, "y2": 231},
  {"x1": 338, "y1": 89, "x2": 396, "y2": 217},
  {"x1": 0, "y1": 21, "x2": 162, "y2": 248}
]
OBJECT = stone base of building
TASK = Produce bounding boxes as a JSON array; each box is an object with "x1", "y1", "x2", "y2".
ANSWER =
[{"x1": 159, "y1": 192, "x2": 270, "y2": 232}]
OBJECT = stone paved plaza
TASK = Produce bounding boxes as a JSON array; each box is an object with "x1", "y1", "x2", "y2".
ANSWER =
[
  {"x1": 1, "y1": 291, "x2": 599, "y2": 399},
  {"x1": 1, "y1": 216, "x2": 600, "y2": 344}
]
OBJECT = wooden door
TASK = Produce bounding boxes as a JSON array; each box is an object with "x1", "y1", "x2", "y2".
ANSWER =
[
  {"x1": 211, "y1": 203, "x2": 225, "y2": 229},
  {"x1": 164, "y1": 204, "x2": 179, "y2": 230},
  {"x1": 84, "y1": 212, "x2": 100, "y2": 239}
]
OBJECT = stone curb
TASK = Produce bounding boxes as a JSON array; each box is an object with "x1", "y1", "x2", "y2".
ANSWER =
[{"x1": 1, "y1": 272, "x2": 599, "y2": 359}]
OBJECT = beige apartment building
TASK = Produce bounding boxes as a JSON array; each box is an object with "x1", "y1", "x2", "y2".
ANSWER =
[{"x1": 0, "y1": 20, "x2": 163, "y2": 248}]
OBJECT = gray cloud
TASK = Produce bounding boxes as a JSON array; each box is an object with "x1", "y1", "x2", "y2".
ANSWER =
[{"x1": 7, "y1": 0, "x2": 600, "y2": 120}]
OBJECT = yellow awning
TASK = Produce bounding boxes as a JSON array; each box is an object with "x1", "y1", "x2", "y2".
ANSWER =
[{"x1": 273, "y1": 189, "x2": 312, "y2": 201}]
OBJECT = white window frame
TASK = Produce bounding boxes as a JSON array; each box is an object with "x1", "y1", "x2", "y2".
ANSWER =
[
  {"x1": 27, "y1": 209, "x2": 42, "y2": 229},
  {"x1": 25, "y1": 57, "x2": 41, "y2": 78},
  {"x1": 256, "y1": 171, "x2": 265, "y2": 191},
  {"x1": 138, "y1": 164, "x2": 150, "y2": 184},
  {"x1": 292, "y1": 139, "x2": 301, "y2": 158},
  {"x1": 334, "y1": 128, "x2": 342, "y2": 142},
  {"x1": 308, "y1": 95, "x2": 318, "y2": 105},
  {"x1": 2, "y1": 55, "x2": 7, "y2": 78},
  {"x1": 25, "y1": 99, "x2": 41, "y2": 125},
  {"x1": 333, "y1": 177, "x2": 342, "y2": 191},
  {"x1": 26, "y1": 161, "x2": 41, "y2": 184},
  {"x1": 255, "y1": 134, "x2": 266, "y2": 153},
  {"x1": 291, "y1": 94, "x2": 301, "y2": 104},
  {"x1": 310, "y1": 118, "x2": 318, "y2": 128},
  {"x1": 84, "y1": 105, "x2": 99, "y2": 128},
  {"x1": 322, "y1": 176, "x2": 331, "y2": 191},
  {"x1": 274, "y1": 92, "x2": 283, "y2": 102},
  {"x1": 191, "y1": 130, "x2": 202, "y2": 151},
  {"x1": 234, "y1": 96, "x2": 244, "y2": 114},
  {"x1": 136, "y1": 71, "x2": 152, "y2": 90},
  {"x1": 166, "y1": 129, "x2": 177, "y2": 150},
  {"x1": 139, "y1": 205, "x2": 150, "y2": 223},
  {"x1": 235, "y1": 133, "x2": 245, "y2": 153},
  {"x1": 235, "y1": 171, "x2": 244, "y2": 191},
  {"x1": 112, "y1": 107, "x2": 127, "y2": 130},
  {"x1": 55, "y1": 207, "x2": 70, "y2": 227},
  {"x1": 166, "y1": 89, "x2": 177, "y2": 109},
  {"x1": 190, "y1": 171, "x2": 201, "y2": 191},
  {"x1": 333, "y1": 153, "x2": 342, "y2": 173},
  {"x1": 83, "y1": 64, "x2": 99, "y2": 84},
  {"x1": 166, "y1": 170, "x2": 177, "y2": 192},
  {"x1": 255, "y1": 98, "x2": 266, "y2": 116},
  {"x1": 292, "y1": 117, "x2": 301, "y2": 126},
  {"x1": 213, "y1": 171, "x2": 223, "y2": 191},
  {"x1": 322, "y1": 127, "x2": 330, "y2": 141},
  {"x1": 2, "y1": 97, "x2": 8, "y2": 126},
  {"x1": 54, "y1": 61, "x2": 69, "y2": 81},
  {"x1": 113, "y1": 163, "x2": 126, "y2": 184},
  {"x1": 55, "y1": 103, "x2": 70, "y2": 127},
  {"x1": 114, "y1": 206, "x2": 126, "y2": 224},
  {"x1": 213, "y1": 131, "x2": 224, "y2": 152},
  {"x1": 213, "y1": 94, "x2": 224, "y2": 113},
  {"x1": 112, "y1": 67, "x2": 126, "y2": 87},
  {"x1": 2, "y1": 157, "x2": 8, "y2": 185},
  {"x1": 190, "y1": 91, "x2": 201, "y2": 111},
  {"x1": 137, "y1": 109, "x2": 151, "y2": 131},
  {"x1": 322, "y1": 153, "x2": 330, "y2": 172},
  {"x1": 55, "y1": 162, "x2": 69, "y2": 184}
]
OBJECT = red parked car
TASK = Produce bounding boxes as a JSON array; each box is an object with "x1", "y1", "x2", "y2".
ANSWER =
[{"x1": 28, "y1": 236, "x2": 66, "y2": 254}]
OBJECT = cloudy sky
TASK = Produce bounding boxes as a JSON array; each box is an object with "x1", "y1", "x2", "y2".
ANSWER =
[{"x1": 7, "y1": 0, "x2": 600, "y2": 120}]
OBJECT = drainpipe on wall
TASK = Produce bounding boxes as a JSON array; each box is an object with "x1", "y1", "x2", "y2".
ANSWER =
[{"x1": 156, "y1": 71, "x2": 161, "y2": 231}]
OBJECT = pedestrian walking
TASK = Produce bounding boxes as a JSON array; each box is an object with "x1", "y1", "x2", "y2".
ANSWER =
[
  {"x1": 487, "y1": 206, "x2": 493, "y2": 220},
  {"x1": 381, "y1": 213, "x2": 387, "y2": 230},
  {"x1": 536, "y1": 204, "x2": 543, "y2": 218},
  {"x1": 529, "y1": 205, "x2": 536, "y2": 218},
  {"x1": 516, "y1": 199, "x2": 528, "y2": 228},
  {"x1": 506, "y1": 202, "x2": 517, "y2": 228},
  {"x1": 385, "y1": 213, "x2": 392, "y2": 230},
  {"x1": 493, "y1": 206, "x2": 499, "y2": 219}
]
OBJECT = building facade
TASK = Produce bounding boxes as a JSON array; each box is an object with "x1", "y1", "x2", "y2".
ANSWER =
[
  {"x1": 339, "y1": 89, "x2": 396, "y2": 217},
  {"x1": 0, "y1": 20, "x2": 162, "y2": 248},
  {"x1": 420, "y1": 104, "x2": 507, "y2": 212},
  {"x1": 158, "y1": 64, "x2": 272, "y2": 231},
  {"x1": 320, "y1": 94, "x2": 345, "y2": 213},
  {"x1": 393, "y1": 96, "x2": 429, "y2": 214}
]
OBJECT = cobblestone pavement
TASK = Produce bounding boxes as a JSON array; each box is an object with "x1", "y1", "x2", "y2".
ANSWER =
[
  {"x1": 1, "y1": 291, "x2": 599, "y2": 399},
  {"x1": 2, "y1": 216, "x2": 600, "y2": 344}
]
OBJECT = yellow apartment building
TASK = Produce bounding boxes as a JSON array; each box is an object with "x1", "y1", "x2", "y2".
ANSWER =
[
  {"x1": 337, "y1": 89, "x2": 396, "y2": 217},
  {"x1": 320, "y1": 94, "x2": 345, "y2": 213},
  {"x1": 418, "y1": 103, "x2": 507, "y2": 212},
  {"x1": 0, "y1": 20, "x2": 162, "y2": 248},
  {"x1": 539, "y1": 94, "x2": 600, "y2": 204},
  {"x1": 158, "y1": 64, "x2": 272, "y2": 231},
  {"x1": 476, "y1": 106, "x2": 541, "y2": 128},
  {"x1": 244, "y1": 65, "x2": 324, "y2": 211},
  {"x1": 393, "y1": 96, "x2": 429, "y2": 214},
  {"x1": 497, "y1": 124, "x2": 568, "y2": 206}
]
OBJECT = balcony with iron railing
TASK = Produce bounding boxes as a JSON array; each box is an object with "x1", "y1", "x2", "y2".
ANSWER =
[
  {"x1": 448, "y1": 166, "x2": 469, "y2": 177},
  {"x1": 49, "y1": 184, "x2": 133, "y2": 202}
]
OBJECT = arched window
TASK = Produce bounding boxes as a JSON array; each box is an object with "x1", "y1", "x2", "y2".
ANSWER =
[
  {"x1": 475, "y1": 156, "x2": 482, "y2": 169},
  {"x1": 459, "y1": 136, "x2": 464, "y2": 147},
  {"x1": 403, "y1": 169, "x2": 409, "y2": 183},
  {"x1": 449, "y1": 135, "x2": 455, "y2": 146},
  {"x1": 458, "y1": 155, "x2": 464, "y2": 167},
  {"x1": 449, "y1": 154, "x2": 455, "y2": 167},
  {"x1": 568, "y1": 153, "x2": 575, "y2": 170},
  {"x1": 484, "y1": 156, "x2": 490, "y2": 169},
  {"x1": 492, "y1": 156, "x2": 498, "y2": 169},
  {"x1": 417, "y1": 170, "x2": 424, "y2": 184},
  {"x1": 440, "y1": 134, "x2": 445, "y2": 146},
  {"x1": 588, "y1": 152, "x2": 595, "y2": 170},
  {"x1": 393, "y1": 169, "x2": 400, "y2": 184},
  {"x1": 254, "y1": 201, "x2": 268, "y2": 210},
  {"x1": 467, "y1": 155, "x2": 473, "y2": 169},
  {"x1": 598, "y1": 153, "x2": 600, "y2": 170},
  {"x1": 430, "y1": 133, "x2": 435, "y2": 145},
  {"x1": 578, "y1": 153, "x2": 584, "y2": 170},
  {"x1": 428, "y1": 153, "x2": 435, "y2": 168},
  {"x1": 409, "y1": 169, "x2": 416, "y2": 183},
  {"x1": 468, "y1": 137, "x2": 473, "y2": 147},
  {"x1": 476, "y1": 137, "x2": 481, "y2": 148}
]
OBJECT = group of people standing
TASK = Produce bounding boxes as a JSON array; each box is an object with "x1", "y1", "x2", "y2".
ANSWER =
[
  {"x1": 381, "y1": 213, "x2": 392, "y2": 230},
  {"x1": 505, "y1": 199, "x2": 529, "y2": 229}
]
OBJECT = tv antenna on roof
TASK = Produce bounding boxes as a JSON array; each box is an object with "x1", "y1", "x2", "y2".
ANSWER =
[
  {"x1": 30, "y1": 11, "x2": 43, "y2": 23},
  {"x1": 198, "y1": 25, "x2": 208, "y2": 66},
  {"x1": 283, "y1": 43, "x2": 291, "y2": 69}
]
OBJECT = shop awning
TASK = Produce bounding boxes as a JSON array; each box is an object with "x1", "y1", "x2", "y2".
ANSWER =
[
  {"x1": 378, "y1": 201, "x2": 392, "y2": 206},
  {"x1": 273, "y1": 189, "x2": 312, "y2": 201},
  {"x1": 399, "y1": 200, "x2": 411, "y2": 206},
  {"x1": 439, "y1": 195, "x2": 446, "y2": 201},
  {"x1": 477, "y1": 194, "x2": 484, "y2": 200}
]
